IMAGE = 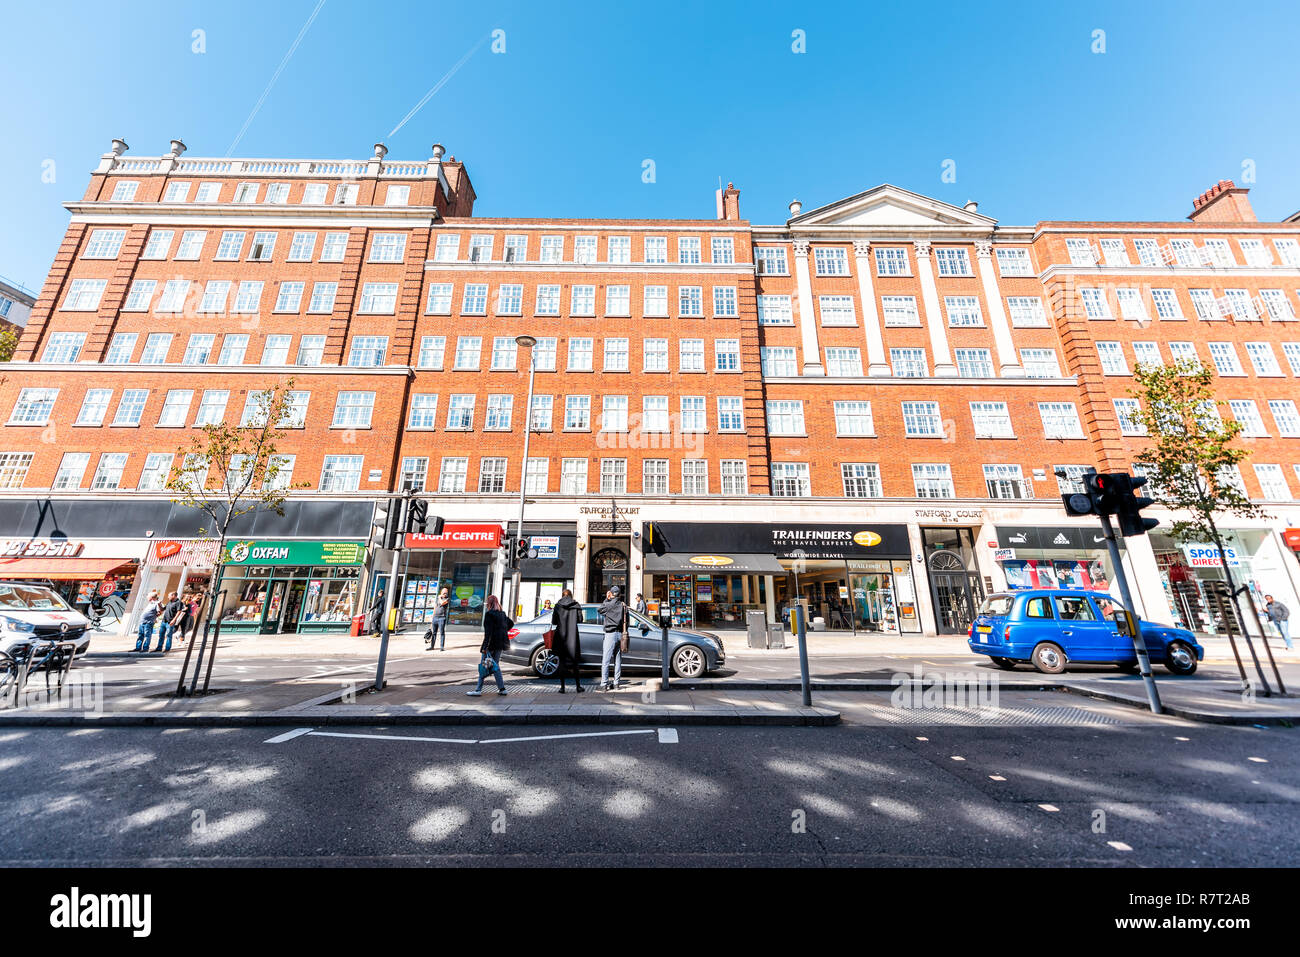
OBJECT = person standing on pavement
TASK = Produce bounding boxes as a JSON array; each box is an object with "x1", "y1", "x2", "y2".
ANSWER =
[
  {"x1": 1265, "y1": 595, "x2": 1292, "y2": 649},
  {"x1": 155, "y1": 592, "x2": 183, "y2": 652},
  {"x1": 598, "y1": 588, "x2": 628, "y2": 691},
  {"x1": 425, "y1": 587, "x2": 451, "y2": 651},
  {"x1": 133, "y1": 590, "x2": 162, "y2": 652},
  {"x1": 550, "y1": 588, "x2": 583, "y2": 693},
  {"x1": 635, "y1": 593, "x2": 647, "y2": 615},
  {"x1": 468, "y1": 595, "x2": 512, "y2": 696},
  {"x1": 367, "y1": 587, "x2": 386, "y2": 637}
]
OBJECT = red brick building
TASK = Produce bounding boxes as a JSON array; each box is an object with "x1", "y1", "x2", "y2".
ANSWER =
[{"x1": 0, "y1": 139, "x2": 1296, "y2": 641}]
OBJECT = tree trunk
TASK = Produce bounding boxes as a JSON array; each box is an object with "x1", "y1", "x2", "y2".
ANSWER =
[{"x1": 1209, "y1": 525, "x2": 1271, "y2": 695}]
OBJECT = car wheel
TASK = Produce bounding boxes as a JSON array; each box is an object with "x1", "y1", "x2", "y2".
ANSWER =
[
  {"x1": 671, "y1": 644, "x2": 707, "y2": 679},
  {"x1": 530, "y1": 646, "x2": 560, "y2": 678},
  {"x1": 1163, "y1": 641, "x2": 1198, "y2": 676},
  {"x1": 991, "y1": 656, "x2": 1018, "y2": 670},
  {"x1": 1031, "y1": 642, "x2": 1067, "y2": 675}
]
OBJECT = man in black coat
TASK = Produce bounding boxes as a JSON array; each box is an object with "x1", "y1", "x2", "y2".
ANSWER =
[{"x1": 550, "y1": 589, "x2": 583, "y2": 693}]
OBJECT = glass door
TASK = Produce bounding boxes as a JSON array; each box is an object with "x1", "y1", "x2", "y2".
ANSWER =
[{"x1": 259, "y1": 580, "x2": 287, "y2": 634}]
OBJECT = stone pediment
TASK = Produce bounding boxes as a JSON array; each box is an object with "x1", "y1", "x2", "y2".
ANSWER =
[{"x1": 788, "y1": 184, "x2": 997, "y2": 228}]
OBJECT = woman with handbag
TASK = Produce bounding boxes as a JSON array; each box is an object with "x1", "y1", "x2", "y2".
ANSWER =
[
  {"x1": 468, "y1": 595, "x2": 512, "y2": 696},
  {"x1": 549, "y1": 589, "x2": 583, "y2": 693}
]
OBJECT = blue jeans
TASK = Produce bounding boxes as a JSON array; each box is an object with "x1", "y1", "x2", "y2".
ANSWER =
[
  {"x1": 135, "y1": 620, "x2": 156, "y2": 650},
  {"x1": 428, "y1": 618, "x2": 447, "y2": 649},
  {"x1": 1275, "y1": 619, "x2": 1292, "y2": 649},
  {"x1": 475, "y1": 650, "x2": 505, "y2": 692},
  {"x1": 154, "y1": 622, "x2": 173, "y2": 652},
  {"x1": 601, "y1": 630, "x2": 623, "y2": 686}
]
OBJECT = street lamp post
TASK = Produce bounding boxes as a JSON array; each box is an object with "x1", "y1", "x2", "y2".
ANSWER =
[{"x1": 509, "y1": 335, "x2": 537, "y2": 618}]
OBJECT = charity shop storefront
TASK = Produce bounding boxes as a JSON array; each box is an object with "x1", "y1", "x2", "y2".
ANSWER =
[
  {"x1": 215, "y1": 540, "x2": 366, "y2": 635},
  {"x1": 641, "y1": 522, "x2": 920, "y2": 635}
]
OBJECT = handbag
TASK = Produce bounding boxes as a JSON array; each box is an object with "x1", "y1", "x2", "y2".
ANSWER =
[
  {"x1": 543, "y1": 628, "x2": 555, "y2": 649},
  {"x1": 619, "y1": 602, "x2": 630, "y2": 653}
]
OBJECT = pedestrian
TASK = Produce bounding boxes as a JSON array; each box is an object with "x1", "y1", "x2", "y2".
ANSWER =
[
  {"x1": 468, "y1": 595, "x2": 512, "y2": 696},
  {"x1": 186, "y1": 589, "x2": 206, "y2": 641},
  {"x1": 133, "y1": 590, "x2": 162, "y2": 652},
  {"x1": 425, "y1": 586, "x2": 451, "y2": 651},
  {"x1": 598, "y1": 588, "x2": 628, "y2": 691},
  {"x1": 366, "y1": 587, "x2": 386, "y2": 636},
  {"x1": 634, "y1": 593, "x2": 647, "y2": 615},
  {"x1": 1264, "y1": 594, "x2": 1292, "y2": 649},
  {"x1": 550, "y1": 588, "x2": 583, "y2": 693},
  {"x1": 155, "y1": 591, "x2": 184, "y2": 652}
]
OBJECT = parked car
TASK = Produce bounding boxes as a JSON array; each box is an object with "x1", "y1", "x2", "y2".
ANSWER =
[
  {"x1": 501, "y1": 604, "x2": 725, "y2": 679},
  {"x1": 0, "y1": 582, "x2": 93, "y2": 656},
  {"x1": 968, "y1": 589, "x2": 1202, "y2": 675}
]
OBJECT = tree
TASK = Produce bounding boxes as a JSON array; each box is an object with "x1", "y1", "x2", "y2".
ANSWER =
[
  {"x1": 1128, "y1": 358, "x2": 1284, "y2": 694},
  {"x1": 0, "y1": 326, "x2": 18, "y2": 363},
  {"x1": 167, "y1": 379, "x2": 307, "y2": 695}
]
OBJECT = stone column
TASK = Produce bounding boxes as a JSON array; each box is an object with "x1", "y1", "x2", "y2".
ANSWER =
[
  {"x1": 792, "y1": 240, "x2": 825, "y2": 375},
  {"x1": 913, "y1": 241, "x2": 957, "y2": 376},
  {"x1": 853, "y1": 240, "x2": 891, "y2": 376},
  {"x1": 975, "y1": 240, "x2": 1024, "y2": 377}
]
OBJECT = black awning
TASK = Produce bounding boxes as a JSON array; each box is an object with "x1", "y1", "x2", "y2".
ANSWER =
[{"x1": 644, "y1": 553, "x2": 787, "y2": 574}]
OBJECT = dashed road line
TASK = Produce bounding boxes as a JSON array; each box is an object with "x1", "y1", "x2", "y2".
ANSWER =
[{"x1": 264, "y1": 728, "x2": 314, "y2": 744}]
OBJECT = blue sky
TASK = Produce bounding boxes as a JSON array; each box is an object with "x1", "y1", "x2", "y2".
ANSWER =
[{"x1": 3, "y1": 0, "x2": 1299, "y2": 292}]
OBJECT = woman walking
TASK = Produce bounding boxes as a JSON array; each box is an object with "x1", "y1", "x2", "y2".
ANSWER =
[
  {"x1": 468, "y1": 595, "x2": 512, "y2": 697},
  {"x1": 550, "y1": 588, "x2": 583, "y2": 693}
]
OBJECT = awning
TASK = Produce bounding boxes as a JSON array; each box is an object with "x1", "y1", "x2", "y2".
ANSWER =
[
  {"x1": 0, "y1": 559, "x2": 136, "y2": 581},
  {"x1": 644, "y1": 553, "x2": 787, "y2": 574}
]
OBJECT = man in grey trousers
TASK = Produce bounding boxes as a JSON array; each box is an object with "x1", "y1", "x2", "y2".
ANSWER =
[{"x1": 598, "y1": 588, "x2": 627, "y2": 690}]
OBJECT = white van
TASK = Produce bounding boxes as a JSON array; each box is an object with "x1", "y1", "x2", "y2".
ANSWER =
[{"x1": 0, "y1": 582, "x2": 93, "y2": 656}]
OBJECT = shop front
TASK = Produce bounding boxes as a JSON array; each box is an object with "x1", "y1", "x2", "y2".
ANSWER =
[
  {"x1": 993, "y1": 526, "x2": 1120, "y2": 592},
  {"x1": 0, "y1": 537, "x2": 142, "y2": 613},
  {"x1": 215, "y1": 540, "x2": 366, "y2": 635},
  {"x1": 1149, "y1": 529, "x2": 1292, "y2": 637},
  {"x1": 642, "y1": 522, "x2": 920, "y2": 634},
  {"x1": 140, "y1": 539, "x2": 218, "y2": 607},
  {"x1": 396, "y1": 523, "x2": 503, "y2": 628}
]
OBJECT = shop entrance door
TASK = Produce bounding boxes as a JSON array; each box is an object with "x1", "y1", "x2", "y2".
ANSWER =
[
  {"x1": 928, "y1": 552, "x2": 982, "y2": 635},
  {"x1": 259, "y1": 580, "x2": 287, "y2": 634},
  {"x1": 588, "y1": 546, "x2": 628, "y2": 603},
  {"x1": 279, "y1": 581, "x2": 306, "y2": 634}
]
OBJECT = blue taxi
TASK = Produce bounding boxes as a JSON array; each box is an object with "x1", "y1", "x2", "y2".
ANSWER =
[{"x1": 968, "y1": 589, "x2": 1203, "y2": 675}]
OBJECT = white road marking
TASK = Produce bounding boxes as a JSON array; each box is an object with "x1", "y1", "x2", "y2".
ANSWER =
[
  {"x1": 657, "y1": 728, "x2": 678, "y2": 744},
  {"x1": 264, "y1": 728, "x2": 314, "y2": 744},
  {"x1": 989, "y1": 775, "x2": 1006, "y2": 781},
  {"x1": 1247, "y1": 757, "x2": 1269, "y2": 763},
  {"x1": 1108, "y1": 840, "x2": 1133, "y2": 852},
  {"x1": 1038, "y1": 804, "x2": 1059, "y2": 812},
  {"x1": 479, "y1": 729, "x2": 657, "y2": 745},
  {"x1": 309, "y1": 731, "x2": 474, "y2": 744}
]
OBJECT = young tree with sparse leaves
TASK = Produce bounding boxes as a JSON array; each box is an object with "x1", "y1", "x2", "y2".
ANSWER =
[
  {"x1": 1129, "y1": 358, "x2": 1284, "y2": 693},
  {"x1": 167, "y1": 379, "x2": 307, "y2": 694},
  {"x1": 0, "y1": 327, "x2": 18, "y2": 363}
]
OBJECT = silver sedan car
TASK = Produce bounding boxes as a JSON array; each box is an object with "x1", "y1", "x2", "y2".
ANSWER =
[{"x1": 502, "y1": 605, "x2": 726, "y2": 679}]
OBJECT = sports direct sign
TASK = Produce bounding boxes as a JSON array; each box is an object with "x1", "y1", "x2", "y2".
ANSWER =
[
  {"x1": 405, "y1": 524, "x2": 502, "y2": 550},
  {"x1": 1182, "y1": 543, "x2": 1242, "y2": 568}
]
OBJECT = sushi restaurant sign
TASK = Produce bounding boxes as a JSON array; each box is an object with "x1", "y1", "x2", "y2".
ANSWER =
[{"x1": 223, "y1": 540, "x2": 366, "y2": 566}]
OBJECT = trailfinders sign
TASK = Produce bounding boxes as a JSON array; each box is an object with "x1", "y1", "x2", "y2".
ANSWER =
[
  {"x1": 645, "y1": 522, "x2": 910, "y2": 558},
  {"x1": 224, "y1": 540, "x2": 366, "y2": 566}
]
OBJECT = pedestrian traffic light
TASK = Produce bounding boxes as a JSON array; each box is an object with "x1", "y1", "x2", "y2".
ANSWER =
[
  {"x1": 1060, "y1": 470, "x2": 1121, "y2": 517},
  {"x1": 645, "y1": 522, "x2": 669, "y2": 557},
  {"x1": 515, "y1": 537, "x2": 530, "y2": 563},
  {"x1": 369, "y1": 500, "x2": 399, "y2": 551},
  {"x1": 1116, "y1": 474, "x2": 1160, "y2": 538},
  {"x1": 406, "y1": 498, "x2": 428, "y2": 535}
]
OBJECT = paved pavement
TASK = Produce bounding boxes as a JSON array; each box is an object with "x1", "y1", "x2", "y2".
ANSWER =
[{"x1": 0, "y1": 711, "x2": 1294, "y2": 866}]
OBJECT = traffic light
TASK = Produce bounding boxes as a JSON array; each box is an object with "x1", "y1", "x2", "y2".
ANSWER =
[
  {"x1": 369, "y1": 500, "x2": 399, "y2": 551},
  {"x1": 501, "y1": 533, "x2": 515, "y2": 566},
  {"x1": 406, "y1": 498, "x2": 428, "y2": 535},
  {"x1": 515, "y1": 537, "x2": 530, "y2": 563},
  {"x1": 1060, "y1": 470, "x2": 1120, "y2": 517},
  {"x1": 428, "y1": 515, "x2": 445, "y2": 536},
  {"x1": 645, "y1": 522, "x2": 669, "y2": 557},
  {"x1": 1116, "y1": 475, "x2": 1160, "y2": 538}
]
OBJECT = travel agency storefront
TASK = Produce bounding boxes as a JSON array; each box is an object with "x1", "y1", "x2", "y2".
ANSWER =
[
  {"x1": 214, "y1": 540, "x2": 366, "y2": 635},
  {"x1": 641, "y1": 522, "x2": 921, "y2": 635}
]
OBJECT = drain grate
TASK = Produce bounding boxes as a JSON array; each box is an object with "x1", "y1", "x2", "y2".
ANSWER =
[{"x1": 849, "y1": 703, "x2": 1120, "y2": 726}]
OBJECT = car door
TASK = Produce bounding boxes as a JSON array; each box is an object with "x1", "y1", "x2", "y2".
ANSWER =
[
  {"x1": 1090, "y1": 594, "x2": 1139, "y2": 659},
  {"x1": 1051, "y1": 594, "x2": 1112, "y2": 661},
  {"x1": 623, "y1": 609, "x2": 662, "y2": 666},
  {"x1": 577, "y1": 605, "x2": 606, "y2": 665}
]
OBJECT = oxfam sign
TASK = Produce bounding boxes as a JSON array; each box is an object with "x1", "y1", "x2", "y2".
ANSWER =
[{"x1": 224, "y1": 540, "x2": 366, "y2": 566}]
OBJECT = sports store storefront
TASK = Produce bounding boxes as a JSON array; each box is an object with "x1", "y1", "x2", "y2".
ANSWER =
[{"x1": 641, "y1": 522, "x2": 922, "y2": 634}]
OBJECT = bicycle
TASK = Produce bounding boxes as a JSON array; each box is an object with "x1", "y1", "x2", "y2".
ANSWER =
[{"x1": 0, "y1": 637, "x2": 78, "y2": 708}]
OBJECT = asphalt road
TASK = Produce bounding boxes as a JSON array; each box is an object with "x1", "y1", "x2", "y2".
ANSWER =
[{"x1": 2, "y1": 701, "x2": 1295, "y2": 866}]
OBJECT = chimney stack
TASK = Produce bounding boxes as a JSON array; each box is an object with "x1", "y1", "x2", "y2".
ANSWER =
[
  {"x1": 1188, "y1": 179, "x2": 1257, "y2": 223},
  {"x1": 716, "y1": 182, "x2": 741, "y2": 220}
]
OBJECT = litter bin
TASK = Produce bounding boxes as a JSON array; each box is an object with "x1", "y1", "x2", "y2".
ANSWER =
[
  {"x1": 350, "y1": 614, "x2": 365, "y2": 637},
  {"x1": 767, "y1": 623, "x2": 785, "y2": 650},
  {"x1": 746, "y1": 610, "x2": 768, "y2": 648}
]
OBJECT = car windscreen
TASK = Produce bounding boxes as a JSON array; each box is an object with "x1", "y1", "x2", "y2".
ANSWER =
[
  {"x1": 0, "y1": 584, "x2": 72, "y2": 612},
  {"x1": 977, "y1": 595, "x2": 1014, "y2": 618}
]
